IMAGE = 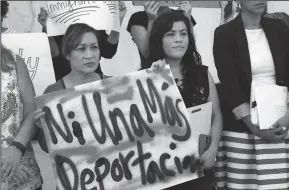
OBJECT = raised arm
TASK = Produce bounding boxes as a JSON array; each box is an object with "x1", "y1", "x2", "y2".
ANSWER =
[
  {"x1": 129, "y1": 2, "x2": 160, "y2": 59},
  {"x1": 200, "y1": 71, "x2": 223, "y2": 169},
  {"x1": 38, "y1": 7, "x2": 60, "y2": 58}
]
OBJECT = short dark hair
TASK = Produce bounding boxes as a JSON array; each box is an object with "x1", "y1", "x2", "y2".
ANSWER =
[
  {"x1": 62, "y1": 23, "x2": 103, "y2": 74},
  {"x1": 62, "y1": 23, "x2": 101, "y2": 58},
  {"x1": 1, "y1": 1, "x2": 9, "y2": 18}
]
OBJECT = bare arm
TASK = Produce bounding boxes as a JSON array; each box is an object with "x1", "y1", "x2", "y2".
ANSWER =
[
  {"x1": 107, "y1": 1, "x2": 127, "y2": 45},
  {"x1": 38, "y1": 7, "x2": 60, "y2": 57},
  {"x1": 207, "y1": 72, "x2": 223, "y2": 151},
  {"x1": 43, "y1": 27, "x2": 60, "y2": 58},
  {"x1": 130, "y1": 20, "x2": 154, "y2": 59},
  {"x1": 14, "y1": 55, "x2": 39, "y2": 146}
]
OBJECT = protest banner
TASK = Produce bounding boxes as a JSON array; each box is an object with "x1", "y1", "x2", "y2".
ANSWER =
[
  {"x1": 2, "y1": 33, "x2": 56, "y2": 96},
  {"x1": 132, "y1": 1, "x2": 220, "y2": 8},
  {"x1": 45, "y1": 1, "x2": 120, "y2": 37},
  {"x1": 35, "y1": 65, "x2": 212, "y2": 190}
]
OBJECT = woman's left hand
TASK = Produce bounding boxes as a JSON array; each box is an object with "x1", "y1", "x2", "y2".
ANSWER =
[
  {"x1": 200, "y1": 146, "x2": 217, "y2": 170},
  {"x1": 151, "y1": 59, "x2": 166, "y2": 71},
  {"x1": 178, "y1": 1, "x2": 192, "y2": 19},
  {"x1": 270, "y1": 114, "x2": 289, "y2": 135},
  {"x1": 1, "y1": 146, "x2": 22, "y2": 183}
]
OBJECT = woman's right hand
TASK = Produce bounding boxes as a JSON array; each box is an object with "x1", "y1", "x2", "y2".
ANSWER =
[
  {"x1": 33, "y1": 109, "x2": 45, "y2": 128},
  {"x1": 38, "y1": 7, "x2": 48, "y2": 28},
  {"x1": 144, "y1": 1, "x2": 160, "y2": 21},
  {"x1": 151, "y1": 59, "x2": 166, "y2": 71},
  {"x1": 243, "y1": 116, "x2": 288, "y2": 141}
]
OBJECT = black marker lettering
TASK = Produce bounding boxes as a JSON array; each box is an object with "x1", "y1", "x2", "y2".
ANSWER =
[
  {"x1": 164, "y1": 97, "x2": 182, "y2": 126},
  {"x1": 95, "y1": 157, "x2": 110, "y2": 190},
  {"x1": 172, "y1": 99, "x2": 191, "y2": 141},
  {"x1": 132, "y1": 141, "x2": 152, "y2": 185},
  {"x1": 80, "y1": 169, "x2": 97, "y2": 190},
  {"x1": 111, "y1": 159, "x2": 124, "y2": 182},
  {"x1": 55, "y1": 155, "x2": 78, "y2": 190},
  {"x1": 146, "y1": 161, "x2": 165, "y2": 184},
  {"x1": 119, "y1": 151, "x2": 134, "y2": 180},
  {"x1": 130, "y1": 104, "x2": 155, "y2": 138},
  {"x1": 43, "y1": 105, "x2": 73, "y2": 144},
  {"x1": 160, "y1": 153, "x2": 175, "y2": 177},
  {"x1": 109, "y1": 108, "x2": 131, "y2": 142},
  {"x1": 137, "y1": 79, "x2": 166, "y2": 124}
]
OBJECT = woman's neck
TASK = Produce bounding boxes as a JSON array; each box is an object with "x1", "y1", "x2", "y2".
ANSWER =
[
  {"x1": 165, "y1": 58, "x2": 182, "y2": 78},
  {"x1": 65, "y1": 70, "x2": 100, "y2": 87},
  {"x1": 241, "y1": 11, "x2": 262, "y2": 29}
]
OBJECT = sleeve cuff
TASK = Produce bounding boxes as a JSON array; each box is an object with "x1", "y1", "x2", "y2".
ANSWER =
[{"x1": 232, "y1": 103, "x2": 250, "y2": 120}]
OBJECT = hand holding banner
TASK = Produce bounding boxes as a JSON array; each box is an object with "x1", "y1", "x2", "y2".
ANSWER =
[{"x1": 35, "y1": 66, "x2": 212, "y2": 190}]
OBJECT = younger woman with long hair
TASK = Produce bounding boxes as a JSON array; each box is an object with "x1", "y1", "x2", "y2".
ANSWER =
[{"x1": 148, "y1": 11, "x2": 222, "y2": 190}]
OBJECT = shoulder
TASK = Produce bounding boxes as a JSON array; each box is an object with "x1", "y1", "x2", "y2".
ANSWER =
[
  {"x1": 215, "y1": 17, "x2": 236, "y2": 36},
  {"x1": 130, "y1": 11, "x2": 147, "y2": 20},
  {"x1": 128, "y1": 11, "x2": 148, "y2": 29},
  {"x1": 43, "y1": 80, "x2": 65, "y2": 94}
]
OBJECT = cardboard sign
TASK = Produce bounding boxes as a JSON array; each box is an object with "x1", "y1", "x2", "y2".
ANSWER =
[
  {"x1": 2, "y1": 33, "x2": 56, "y2": 96},
  {"x1": 35, "y1": 66, "x2": 211, "y2": 190},
  {"x1": 45, "y1": 1, "x2": 120, "y2": 36},
  {"x1": 132, "y1": 1, "x2": 220, "y2": 8}
]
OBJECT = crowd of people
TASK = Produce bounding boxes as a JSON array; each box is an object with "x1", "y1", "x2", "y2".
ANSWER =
[{"x1": 1, "y1": 1, "x2": 289, "y2": 190}]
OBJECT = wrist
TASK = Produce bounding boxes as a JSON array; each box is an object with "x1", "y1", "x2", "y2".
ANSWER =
[
  {"x1": 9, "y1": 146, "x2": 22, "y2": 156},
  {"x1": 10, "y1": 141, "x2": 26, "y2": 156}
]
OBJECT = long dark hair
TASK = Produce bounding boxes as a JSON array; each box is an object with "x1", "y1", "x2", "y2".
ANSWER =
[{"x1": 147, "y1": 11, "x2": 203, "y2": 105}]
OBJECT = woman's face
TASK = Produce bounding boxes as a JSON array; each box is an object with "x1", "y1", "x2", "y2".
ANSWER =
[
  {"x1": 66, "y1": 32, "x2": 100, "y2": 74},
  {"x1": 239, "y1": 1, "x2": 267, "y2": 15},
  {"x1": 162, "y1": 21, "x2": 189, "y2": 60}
]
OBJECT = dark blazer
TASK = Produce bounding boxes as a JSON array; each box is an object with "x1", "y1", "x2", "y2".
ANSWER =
[{"x1": 213, "y1": 14, "x2": 289, "y2": 132}]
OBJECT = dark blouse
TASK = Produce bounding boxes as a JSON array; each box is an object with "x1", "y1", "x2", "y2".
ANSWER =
[{"x1": 164, "y1": 65, "x2": 214, "y2": 190}]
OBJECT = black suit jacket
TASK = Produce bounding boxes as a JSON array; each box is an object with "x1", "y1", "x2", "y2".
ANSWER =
[{"x1": 213, "y1": 14, "x2": 289, "y2": 132}]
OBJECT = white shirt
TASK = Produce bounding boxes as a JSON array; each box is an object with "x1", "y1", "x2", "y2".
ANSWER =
[
  {"x1": 246, "y1": 29, "x2": 277, "y2": 123},
  {"x1": 245, "y1": 29, "x2": 276, "y2": 84}
]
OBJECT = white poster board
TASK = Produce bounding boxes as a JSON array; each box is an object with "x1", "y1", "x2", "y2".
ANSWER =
[
  {"x1": 35, "y1": 66, "x2": 212, "y2": 190},
  {"x1": 2, "y1": 33, "x2": 56, "y2": 96},
  {"x1": 45, "y1": 1, "x2": 120, "y2": 37}
]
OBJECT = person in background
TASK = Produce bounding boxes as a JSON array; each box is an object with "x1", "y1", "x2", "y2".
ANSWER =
[
  {"x1": 127, "y1": 1, "x2": 197, "y2": 70},
  {"x1": 37, "y1": 1, "x2": 127, "y2": 81},
  {"x1": 1, "y1": 43, "x2": 43, "y2": 190},
  {"x1": 213, "y1": 1, "x2": 289, "y2": 189},
  {"x1": 1, "y1": 1, "x2": 17, "y2": 34},
  {"x1": 149, "y1": 11, "x2": 222, "y2": 190}
]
